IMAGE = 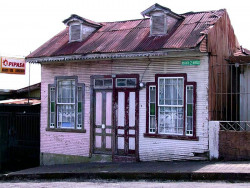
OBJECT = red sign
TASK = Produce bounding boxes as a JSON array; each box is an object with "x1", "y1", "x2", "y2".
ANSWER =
[{"x1": 0, "y1": 57, "x2": 25, "y2": 74}]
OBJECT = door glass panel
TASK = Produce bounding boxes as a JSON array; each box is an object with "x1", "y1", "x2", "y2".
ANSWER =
[
  {"x1": 118, "y1": 137, "x2": 124, "y2": 149},
  {"x1": 129, "y1": 92, "x2": 135, "y2": 127},
  {"x1": 106, "y1": 136, "x2": 111, "y2": 149},
  {"x1": 129, "y1": 137, "x2": 135, "y2": 150},
  {"x1": 106, "y1": 92, "x2": 112, "y2": 126},
  {"x1": 118, "y1": 92, "x2": 125, "y2": 127},
  {"x1": 95, "y1": 136, "x2": 102, "y2": 148},
  {"x1": 95, "y1": 92, "x2": 102, "y2": 125}
]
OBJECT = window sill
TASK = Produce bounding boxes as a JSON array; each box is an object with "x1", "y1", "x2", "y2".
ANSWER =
[
  {"x1": 46, "y1": 128, "x2": 86, "y2": 133},
  {"x1": 144, "y1": 133, "x2": 199, "y2": 141}
]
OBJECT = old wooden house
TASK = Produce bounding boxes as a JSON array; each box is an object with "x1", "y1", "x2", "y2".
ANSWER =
[{"x1": 26, "y1": 4, "x2": 241, "y2": 164}]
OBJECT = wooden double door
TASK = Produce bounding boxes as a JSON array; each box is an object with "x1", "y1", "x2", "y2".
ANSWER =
[{"x1": 93, "y1": 76, "x2": 139, "y2": 161}]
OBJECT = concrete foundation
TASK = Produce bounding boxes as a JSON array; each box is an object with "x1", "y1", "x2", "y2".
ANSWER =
[{"x1": 40, "y1": 153, "x2": 112, "y2": 165}]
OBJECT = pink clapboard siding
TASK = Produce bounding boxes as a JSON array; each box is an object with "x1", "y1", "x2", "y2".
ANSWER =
[{"x1": 41, "y1": 54, "x2": 209, "y2": 160}]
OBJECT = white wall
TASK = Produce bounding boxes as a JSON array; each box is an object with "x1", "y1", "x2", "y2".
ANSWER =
[{"x1": 208, "y1": 121, "x2": 219, "y2": 160}]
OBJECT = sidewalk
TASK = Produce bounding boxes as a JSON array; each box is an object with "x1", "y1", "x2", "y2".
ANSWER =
[{"x1": 1, "y1": 161, "x2": 250, "y2": 181}]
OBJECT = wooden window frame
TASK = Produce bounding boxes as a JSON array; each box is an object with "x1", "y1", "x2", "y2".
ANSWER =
[
  {"x1": 47, "y1": 76, "x2": 86, "y2": 133},
  {"x1": 144, "y1": 73, "x2": 198, "y2": 140}
]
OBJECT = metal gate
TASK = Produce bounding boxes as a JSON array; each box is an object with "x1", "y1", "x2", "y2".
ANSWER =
[{"x1": 0, "y1": 106, "x2": 40, "y2": 172}]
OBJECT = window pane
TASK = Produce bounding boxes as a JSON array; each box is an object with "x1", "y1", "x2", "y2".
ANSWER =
[
  {"x1": 165, "y1": 83, "x2": 171, "y2": 105},
  {"x1": 187, "y1": 117, "x2": 193, "y2": 130},
  {"x1": 50, "y1": 88, "x2": 55, "y2": 102},
  {"x1": 117, "y1": 79, "x2": 126, "y2": 87},
  {"x1": 172, "y1": 83, "x2": 178, "y2": 105},
  {"x1": 158, "y1": 77, "x2": 184, "y2": 106},
  {"x1": 127, "y1": 78, "x2": 136, "y2": 87},
  {"x1": 95, "y1": 79, "x2": 103, "y2": 87},
  {"x1": 150, "y1": 103, "x2": 155, "y2": 115},
  {"x1": 51, "y1": 112, "x2": 55, "y2": 124},
  {"x1": 158, "y1": 106, "x2": 184, "y2": 134},
  {"x1": 58, "y1": 80, "x2": 75, "y2": 103},
  {"x1": 78, "y1": 102, "x2": 82, "y2": 113},
  {"x1": 58, "y1": 82, "x2": 62, "y2": 103},
  {"x1": 78, "y1": 86, "x2": 82, "y2": 102},
  {"x1": 150, "y1": 87, "x2": 156, "y2": 103},
  {"x1": 77, "y1": 113, "x2": 82, "y2": 129},
  {"x1": 149, "y1": 116, "x2": 156, "y2": 132},
  {"x1": 58, "y1": 104, "x2": 75, "y2": 128},
  {"x1": 178, "y1": 87, "x2": 183, "y2": 105},
  {"x1": 187, "y1": 86, "x2": 193, "y2": 103},
  {"x1": 51, "y1": 102, "x2": 55, "y2": 112},
  {"x1": 187, "y1": 104, "x2": 193, "y2": 116},
  {"x1": 104, "y1": 79, "x2": 112, "y2": 87},
  {"x1": 159, "y1": 79, "x2": 164, "y2": 105}
]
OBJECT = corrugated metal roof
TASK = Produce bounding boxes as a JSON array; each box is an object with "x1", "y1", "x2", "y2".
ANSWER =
[
  {"x1": 0, "y1": 99, "x2": 41, "y2": 105},
  {"x1": 27, "y1": 9, "x2": 225, "y2": 59}
]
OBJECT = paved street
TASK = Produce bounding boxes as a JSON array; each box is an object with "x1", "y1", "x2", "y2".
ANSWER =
[
  {"x1": 2, "y1": 161, "x2": 249, "y2": 181},
  {"x1": 0, "y1": 180, "x2": 250, "y2": 188}
]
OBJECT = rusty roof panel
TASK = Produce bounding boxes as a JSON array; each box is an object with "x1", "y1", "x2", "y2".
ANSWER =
[
  {"x1": 93, "y1": 30, "x2": 131, "y2": 52},
  {"x1": 0, "y1": 99, "x2": 41, "y2": 105},
  {"x1": 184, "y1": 13, "x2": 205, "y2": 24},
  {"x1": 116, "y1": 28, "x2": 150, "y2": 52},
  {"x1": 27, "y1": 9, "x2": 226, "y2": 58},
  {"x1": 27, "y1": 28, "x2": 69, "y2": 58},
  {"x1": 136, "y1": 19, "x2": 150, "y2": 28}
]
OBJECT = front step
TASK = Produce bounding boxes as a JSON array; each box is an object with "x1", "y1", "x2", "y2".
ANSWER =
[
  {"x1": 113, "y1": 155, "x2": 137, "y2": 162},
  {"x1": 90, "y1": 154, "x2": 112, "y2": 162}
]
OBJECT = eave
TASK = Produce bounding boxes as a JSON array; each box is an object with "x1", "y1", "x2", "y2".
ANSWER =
[{"x1": 26, "y1": 49, "x2": 208, "y2": 64}]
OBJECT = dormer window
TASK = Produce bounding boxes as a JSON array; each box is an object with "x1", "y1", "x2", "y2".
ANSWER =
[
  {"x1": 151, "y1": 15, "x2": 166, "y2": 35},
  {"x1": 70, "y1": 24, "x2": 82, "y2": 42},
  {"x1": 141, "y1": 3, "x2": 183, "y2": 36},
  {"x1": 63, "y1": 14, "x2": 102, "y2": 43}
]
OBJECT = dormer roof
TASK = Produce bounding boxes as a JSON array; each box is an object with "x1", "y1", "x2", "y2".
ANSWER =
[
  {"x1": 141, "y1": 3, "x2": 184, "y2": 19},
  {"x1": 63, "y1": 14, "x2": 102, "y2": 28}
]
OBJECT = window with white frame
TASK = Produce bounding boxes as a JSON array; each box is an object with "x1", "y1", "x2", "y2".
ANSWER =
[
  {"x1": 146, "y1": 74, "x2": 196, "y2": 138},
  {"x1": 48, "y1": 76, "x2": 85, "y2": 131},
  {"x1": 158, "y1": 77, "x2": 184, "y2": 135}
]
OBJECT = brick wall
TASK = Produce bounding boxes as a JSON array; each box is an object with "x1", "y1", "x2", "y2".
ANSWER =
[{"x1": 219, "y1": 131, "x2": 250, "y2": 160}]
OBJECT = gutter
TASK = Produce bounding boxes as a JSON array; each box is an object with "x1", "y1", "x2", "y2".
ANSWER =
[{"x1": 26, "y1": 49, "x2": 207, "y2": 63}]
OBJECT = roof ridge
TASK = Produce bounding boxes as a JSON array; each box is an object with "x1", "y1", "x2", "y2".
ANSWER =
[
  {"x1": 181, "y1": 9, "x2": 225, "y2": 16},
  {"x1": 97, "y1": 26, "x2": 149, "y2": 33},
  {"x1": 101, "y1": 18, "x2": 149, "y2": 24}
]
